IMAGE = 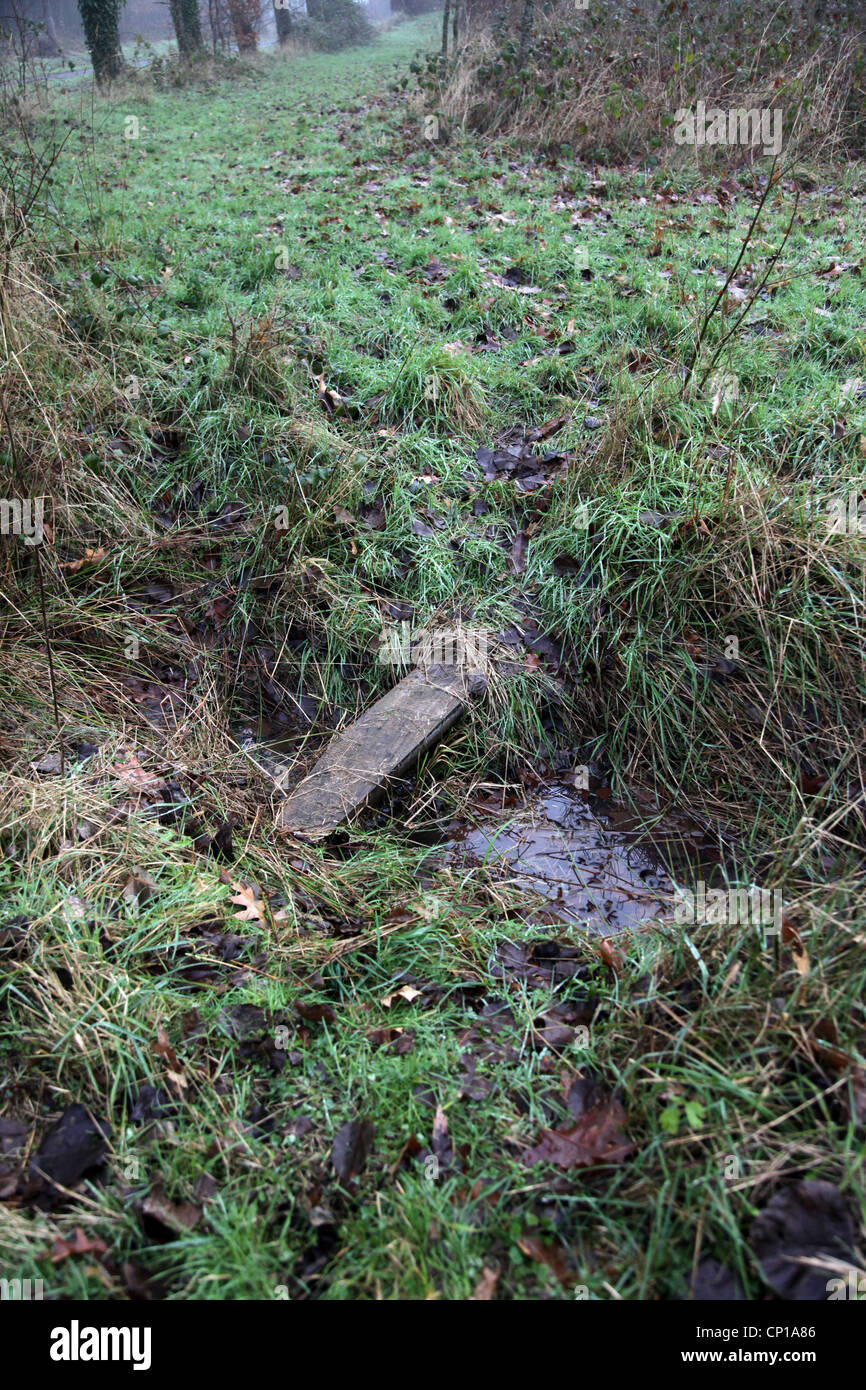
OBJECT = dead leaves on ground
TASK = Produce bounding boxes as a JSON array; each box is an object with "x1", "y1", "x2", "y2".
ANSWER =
[
  {"x1": 517, "y1": 1236, "x2": 581, "y2": 1288},
  {"x1": 367, "y1": 1026, "x2": 415, "y2": 1055},
  {"x1": 110, "y1": 751, "x2": 163, "y2": 791},
  {"x1": 139, "y1": 1180, "x2": 203, "y2": 1239},
  {"x1": 781, "y1": 916, "x2": 810, "y2": 981},
  {"x1": 475, "y1": 420, "x2": 572, "y2": 492},
  {"x1": 59, "y1": 546, "x2": 108, "y2": 575},
  {"x1": 41, "y1": 1226, "x2": 167, "y2": 1299},
  {"x1": 470, "y1": 1265, "x2": 500, "y2": 1300},
  {"x1": 229, "y1": 881, "x2": 268, "y2": 923},
  {"x1": 315, "y1": 374, "x2": 346, "y2": 416},
  {"x1": 804, "y1": 1015, "x2": 866, "y2": 1128},
  {"x1": 332, "y1": 1118, "x2": 375, "y2": 1186},
  {"x1": 152, "y1": 1025, "x2": 188, "y2": 1098},
  {"x1": 25, "y1": 1103, "x2": 111, "y2": 1209},
  {"x1": 45, "y1": 1226, "x2": 109, "y2": 1264},
  {"x1": 381, "y1": 983, "x2": 422, "y2": 1008},
  {"x1": 750, "y1": 1180, "x2": 857, "y2": 1301},
  {"x1": 522, "y1": 1091, "x2": 635, "y2": 1172}
]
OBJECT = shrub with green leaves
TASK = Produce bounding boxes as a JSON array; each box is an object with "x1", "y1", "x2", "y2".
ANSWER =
[{"x1": 299, "y1": 0, "x2": 376, "y2": 52}]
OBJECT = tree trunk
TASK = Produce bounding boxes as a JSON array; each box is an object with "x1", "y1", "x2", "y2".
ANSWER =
[
  {"x1": 77, "y1": 0, "x2": 125, "y2": 85},
  {"x1": 440, "y1": 0, "x2": 450, "y2": 57},
  {"x1": 169, "y1": 0, "x2": 188, "y2": 53},
  {"x1": 169, "y1": 0, "x2": 204, "y2": 54},
  {"x1": 516, "y1": 0, "x2": 534, "y2": 69},
  {"x1": 37, "y1": 0, "x2": 63, "y2": 55},
  {"x1": 451, "y1": 0, "x2": 458, "y2": 45},
  {"x1": 226, "y1": 0, "x2": 258, "y2": 49},
  {"x1": 207, "y1": 0, "x2": 231, "y2": 51},
  {"x1": 273, "y1": 0, "x2": 291, "y2": 42},
  {"x1": 181, "y1": 0, "x2": 203, "y2": 50}
]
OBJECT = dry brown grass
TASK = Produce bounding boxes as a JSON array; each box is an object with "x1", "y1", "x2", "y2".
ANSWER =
[{"x1": 441, "y1": 3, "x2": 864, "y2": 161}]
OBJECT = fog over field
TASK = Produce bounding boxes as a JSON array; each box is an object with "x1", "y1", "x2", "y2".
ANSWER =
[{"x1": 0, "y1": 0, "x2": 393, "y2": 53}]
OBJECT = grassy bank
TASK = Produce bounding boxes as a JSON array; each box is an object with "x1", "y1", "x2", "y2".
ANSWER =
[{"x1": 0, "y1": 15, "x2": 864, "y2": 1299}]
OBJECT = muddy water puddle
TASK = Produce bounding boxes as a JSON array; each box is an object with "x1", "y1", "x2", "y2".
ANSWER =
[
  {"x1": 238, "y1": 720, "x2": 728, "y2": 936},
  {"x1": 444, "y1": 786, "x2": 724, "y2": 934}
]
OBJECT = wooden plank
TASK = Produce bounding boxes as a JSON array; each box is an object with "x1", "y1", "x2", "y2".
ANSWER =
[{"x1": 276, "y1": 663, "x2": 475, "y2": 840}]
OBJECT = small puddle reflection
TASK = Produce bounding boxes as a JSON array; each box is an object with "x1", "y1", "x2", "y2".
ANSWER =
[
  {"x1": 446, "y1": 786, "x2": 724, "y2": 935},
  {"x1": 238, "y1": 720, "x2": 729, "y2": 933}
]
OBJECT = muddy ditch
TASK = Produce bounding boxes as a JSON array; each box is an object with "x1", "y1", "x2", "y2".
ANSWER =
[
  {"x1": 442, "y1": 783, "x2": 724, "y2": 935},
  {"x1": 242, "y1": 701, "x2": 733, "y2": 939}
]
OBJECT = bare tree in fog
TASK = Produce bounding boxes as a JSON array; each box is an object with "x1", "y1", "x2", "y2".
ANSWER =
[
  {"x1": 206, "y1": 0, "x2": 231, "y2": 51},
  {"x1": 226, "y1": 0, "x2": 260, "y2": 49},
  {"x1": 0, "y1": 0, "x2": 63, "y2": 58}
]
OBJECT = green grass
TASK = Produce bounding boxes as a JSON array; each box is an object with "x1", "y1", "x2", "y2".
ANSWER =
[{"x1": 0, "y1": 15, "x2": 864, "y2": 1301}]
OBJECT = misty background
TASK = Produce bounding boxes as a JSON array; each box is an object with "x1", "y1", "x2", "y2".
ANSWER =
[{"x1": 0, "y1": 0, "x2": 396, "y2": 56}]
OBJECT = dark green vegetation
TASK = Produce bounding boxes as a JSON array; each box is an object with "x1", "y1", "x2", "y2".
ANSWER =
[
  {"x1": 168, "y1": 0, "x2": 205, "y2": 58},
  {"x1": 77, "y1": 0, "x2": 126, "y2": 85},
  {"x1": 0, "y1": 16, "x2": 863, "y2": 1299}
]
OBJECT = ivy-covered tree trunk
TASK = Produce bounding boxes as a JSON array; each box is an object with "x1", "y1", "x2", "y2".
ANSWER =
[
  {"x1": 169, "y1": 0, "x2": 204, "y2": 55},
  {"x1": 169, "y1": 0, "x2": 188, "y2": 53},
  {"x1": 181, "y1": 0, "x2": 204, "y2": 50},
  {"x1": 273, "y1": 0, "x2": 291, "y2": 43},
  {"x1": 77, "y1": 0, "x2": 125, "y2": 85},
  {"x1": 440, "y1": 0, "x2": 450, "y2": 57}
]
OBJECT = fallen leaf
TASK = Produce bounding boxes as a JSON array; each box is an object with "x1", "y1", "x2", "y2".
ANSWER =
[
  {"x1": 230, "y1": 882, "x2": 267, "y2": 922},
  {"x1": 316, "y1": 375, "x2": 344, "y2": 414},
  {"x1": 432, "y1": 1103, "x2": 453, "y2": 1171},
  {"x1": 381, "y1": 984, "x2": 422, "y2": 1008},
  {"x1": 27, "y1": 1104, "x2": 110, "y2": 1207},
  {"x1": 782, "y1": 917, "x2": 809, "y2": 979},
  {"x1": 750, "y1": 1180, "x2": 855, "y2": 1300},
  {"x1": 509, "y1": 529, "x2": 529, "y2": 574},
  {"x1": 808, "y1": 1017, "x2": 866, "y2": 1127},
  {"x1": 139, "y1": 1180, "x2": 202, "y2": 1237},
  {"x1": 517, "y1": 1235, "x2": 577, "y2": 1286},
  {"x1": 204, "y1": 596, "x2": 233, "y2": 628},
  {"x1": 59, "y1": 547, "x2": 107, "y2": 574},
  {"x1": 110, "y1": 752, "x2": 162, "y2": 790},
  {"x1": 295, "y1": 1000, "x2": 337, "y2": 1024},
  {"x1": 523, "y1": 1094, "x2": 634, "y2": 1170},
  {"x1": 332, "y1": 1118, "x2": 375, "y2": 1185},
  {"x1": 599, "y1": 938, "x2": 625, "y2": 975},
  {"x1": 470, "y1": 1265, "x2": 500, "y2": 1300},
  {"x1": 46, "y1": 1226, "x2": 108, "y2": 1264},
  {"x1": 152, "y1": 1025, "x2": 187, "y2": 1096},
  {"x1": 30, "y1": 751, "x2": 66, "y2": 775}
]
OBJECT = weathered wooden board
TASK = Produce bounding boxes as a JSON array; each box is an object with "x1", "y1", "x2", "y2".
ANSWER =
[{"x1": 276, "y1": 663, "x2": 474, "y2": 840}]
